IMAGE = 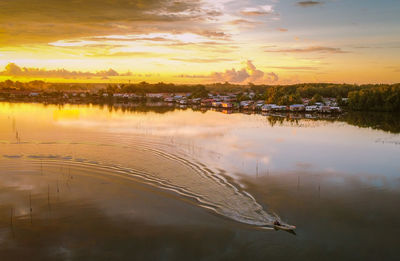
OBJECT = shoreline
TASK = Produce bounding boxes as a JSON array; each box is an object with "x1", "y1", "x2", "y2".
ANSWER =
[
  {"x1": 1, "y1": 100, "x2": 400, "y2": 134},
  {"x1": 0, "y1": 97, "x2": 344, "y2": 113}
]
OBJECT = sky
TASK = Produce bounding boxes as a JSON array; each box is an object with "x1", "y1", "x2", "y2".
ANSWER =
[{"x1": 0, "y1": 0, "x2": 399, "y2": 84}]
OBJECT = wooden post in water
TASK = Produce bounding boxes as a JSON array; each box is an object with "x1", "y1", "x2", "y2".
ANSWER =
[
  {"x1": 318, "y1": 183, "x2": 321, "y2": 199},
  {"x1": 10, "y1": 207, "x2": 15, "y2": 238},
  {"x1": 10, "y1": 207, "x2": 13, "y2": 226},
  {"x1": 47, "y1": 184, "x2": 51, "y2": 212},
  {"x1": 29, "y1": 192, "x2": 33, "y2": 224},
  {"x1": 56, "y1": 179, "x2": 59, "y2": 192},
  {"x1": 256, "y1": 160, "x2": 259, "y2": 177}
]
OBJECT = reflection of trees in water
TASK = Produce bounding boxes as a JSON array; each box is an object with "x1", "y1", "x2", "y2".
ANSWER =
[
  {"x1": 266, "y1": 112, "x2": 400, "y2": 134},
  {"x1": 89, "y1": 103, "x2": 400, "y2": 133},
  {"x1": 342, "y1": 112, "x2": 400, "y2": 134},
  {"x1": 6, "y1": 101, "x2": 400, "y2": 133},
  {"x1": 106, "y1": 103, "x2": 177, "y2": 114}
]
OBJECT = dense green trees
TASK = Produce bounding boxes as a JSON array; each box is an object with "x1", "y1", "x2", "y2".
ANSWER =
[
  {"x1": 0, "y1": 80, "x2": 89, "y2": 91},
  {"x1": 262, "y1": 83, "x2": 400, "y2": 110},
  {"x1": 311, "y1": 94, "x2": 323, "y2": 104},
  {"x1": 348, "y1": 85, "x2": 400, "y2": 112},
  {"x1": 263, "y1": 83, "x2": 359, "y2": 105},
  {"x1": 190, "y1": 85, "x2": 209, "y2": 98},
  {"x1": 117, "y1": 82, "x2": 205, "y2": 94}
]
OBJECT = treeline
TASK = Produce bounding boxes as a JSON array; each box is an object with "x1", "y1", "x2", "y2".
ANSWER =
[
  {"x1": 1, "y1": 80, "x2": 399, "y2": 112},
  {"x1": 0, "y1": 80, "x2": 97, "y2": 91},
  {"x1": 348, "y1": 85, "x2": 400, "y2": 112},
  {"x1": 104, "y1": 82, "x2": 209, "y2": 98},
  {"x1": 260, "y1": 83, "x2": 400, "y2": 111},
  {"x1": 0, "y1": 80, "x2": 47, "y2": 90},
  {"x1": 262, "y1": 83, "x2": 395, "y2": 105},
  {"x1": 261, "y1": 83, "x2": 361, "y2": 99}
]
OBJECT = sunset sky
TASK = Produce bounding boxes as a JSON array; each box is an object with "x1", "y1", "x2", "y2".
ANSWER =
[{"x1": 0, "y1": 0, "x2": 399, "y2": 84}]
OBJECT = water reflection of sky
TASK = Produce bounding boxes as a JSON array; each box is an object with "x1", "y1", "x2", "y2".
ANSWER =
[
  {"x1": 2, "y1": 102, "x2": 400, "y2": 260},
  {"x1": 1, "y1": 102, "x2": 400, "y2": 181}
]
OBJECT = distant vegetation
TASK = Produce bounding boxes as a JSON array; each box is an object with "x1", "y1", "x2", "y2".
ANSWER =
[
  {"x1": 105, "y1": 82, "x2": 209, "y2": 98},
  {"x1": 261, "y1": 83, "x2": 400, "y2": 111},
  {"x1": 347, "y1": 85, "x2": 400, "y2": 112},
  {"x1": 0, "y1": 80, "x2": 93, "y2": 91},
  {"x1": 1, "y1": 80, "x2": 399, "y2": 112}
]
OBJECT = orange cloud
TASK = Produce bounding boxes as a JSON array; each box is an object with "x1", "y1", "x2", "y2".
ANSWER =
[
  {"x1": 0, "y1": 63, "x2": 132, "y2": 78},
  {"x1": 0, "y1": 0, "x2": 224, "y2": 47}
]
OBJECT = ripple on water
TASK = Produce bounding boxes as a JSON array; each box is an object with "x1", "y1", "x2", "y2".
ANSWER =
[{"x1": 0, "y1": 140, "x2": 287, "y2": 228}]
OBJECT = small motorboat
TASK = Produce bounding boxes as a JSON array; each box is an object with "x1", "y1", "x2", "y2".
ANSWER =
[
  {"x1": 274, "y1": 224, "x2": 296, "y2": 231},
  {"x1": 273, "y1": 220, "x2": 296, "y2": 231}
]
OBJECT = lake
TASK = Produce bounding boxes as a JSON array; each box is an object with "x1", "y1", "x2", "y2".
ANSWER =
[{"x1": 0, "y1": 102, "x2": 399, "y2": 260}]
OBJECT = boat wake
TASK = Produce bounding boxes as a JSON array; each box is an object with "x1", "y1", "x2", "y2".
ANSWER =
[{"x1": 1, "y1": 139, "x2": 286, "y2": 228}]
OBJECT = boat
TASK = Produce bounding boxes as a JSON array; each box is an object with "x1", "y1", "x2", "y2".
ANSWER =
[
  {"x1": 274, "y1": 224, "x2": 296, "y2": 231},
  {"x1": 257, "y1": 220, "x2": 296, "y2": 231}
]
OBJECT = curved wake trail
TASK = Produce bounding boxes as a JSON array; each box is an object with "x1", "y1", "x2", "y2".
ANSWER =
[{"x1": 1, "y1": 138, "x2": 280, "y2": 228}]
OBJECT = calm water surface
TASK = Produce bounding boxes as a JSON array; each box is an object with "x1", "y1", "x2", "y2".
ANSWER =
[{"x1": 0, "y1": 102, "x2": 399, "y2": 260}]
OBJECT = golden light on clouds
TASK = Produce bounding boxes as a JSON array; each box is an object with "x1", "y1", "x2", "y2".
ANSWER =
[{"x1": 0, "y1": 0, "x2": 399, "y2": 84}]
